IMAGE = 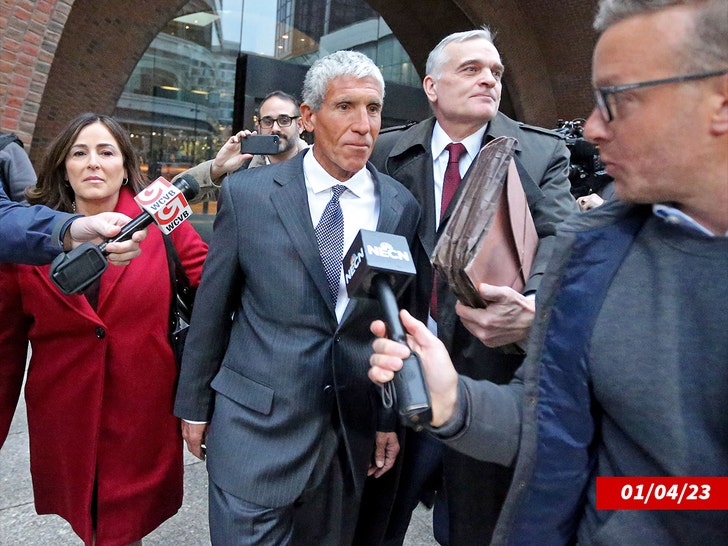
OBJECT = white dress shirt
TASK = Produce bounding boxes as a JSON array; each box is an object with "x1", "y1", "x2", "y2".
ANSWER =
[
  {"x1": 428, "y1": 122, "x2": 488, "y2": 333},
  {"x1": 304, "y1": 147, "x2": 379, "y2": 322},
  {"x1": 430, "y1": 122, "x2": 487, "y2": 230}
]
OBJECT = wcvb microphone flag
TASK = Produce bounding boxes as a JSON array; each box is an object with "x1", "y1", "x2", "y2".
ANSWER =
[{"x1": 134, "y1": 177, "x2": 194, "y2": 234}]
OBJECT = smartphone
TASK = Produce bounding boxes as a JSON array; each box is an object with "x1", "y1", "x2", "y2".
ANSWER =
[{"x1": 240, "y1": 134, "x2": 280, "y2": 155}]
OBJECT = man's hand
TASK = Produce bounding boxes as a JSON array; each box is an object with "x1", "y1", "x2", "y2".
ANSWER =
[
  {"x1": 455, "y1": 283, "x2": 535, "y2": 348},
  {"x1": 66, "y1": 212, "x2": 147, "y2": 265},
  {"x1": 210, "y1": 130, "x2": 256, "y2": 181},
  {"x1": 181, "y1": 421, "x2": 209, "y2": 461},
  {"x1": 369, "y1": 431, "x2": 400, "y2": 478},
  {"x1": 369, "y1": 310, "x2": 459, "y2": 428}
]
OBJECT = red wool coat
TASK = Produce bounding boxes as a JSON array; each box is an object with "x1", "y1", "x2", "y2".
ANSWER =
[{"x1": 0, "y1": 188, "x2": 208, "y2": 546}]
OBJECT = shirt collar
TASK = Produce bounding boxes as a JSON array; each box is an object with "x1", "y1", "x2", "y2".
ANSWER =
[
  {"x1": 303, "y1": 145, "x2": 370, "y2": 197},
  {"x1": 431, "y1": 121, "x2": 488, "y2": 163},
  {"x1": 652, "y1": 204, "x2": 726, "y2": 237}
]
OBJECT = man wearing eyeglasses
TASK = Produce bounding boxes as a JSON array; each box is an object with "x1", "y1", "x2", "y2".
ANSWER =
[
  {"x1": 368, "y1": 0, "x2": 728, "y2": 544},
  {"x1": 248, "y1": 90, "x2": 309, "y2": 167},
  {"x1": 175, "y1": 91, "x2": 308, "y2": 199}
]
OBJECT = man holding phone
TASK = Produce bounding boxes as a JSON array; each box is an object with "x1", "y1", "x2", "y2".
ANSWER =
[
  {"x1": 246, "y1": 90, "x2": 309, "y2": 167},
  {"x1": 178, "y1": 90, "x2": 309, "y2": 197}
]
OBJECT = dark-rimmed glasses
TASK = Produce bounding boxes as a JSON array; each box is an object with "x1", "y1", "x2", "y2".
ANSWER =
[
  {"x1": 258, "y1": 115, "x2": 300, "y2": 129},
  {"x1": 593, "y1": 69, "x2": 728, "y2": 123}
]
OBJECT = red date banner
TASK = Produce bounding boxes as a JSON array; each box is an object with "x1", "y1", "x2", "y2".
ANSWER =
[{"x1": 597, "y1": 477, "x2": 728, "y2": 510}]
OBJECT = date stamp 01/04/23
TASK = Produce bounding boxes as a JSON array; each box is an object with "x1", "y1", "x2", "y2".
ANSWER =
[{"x1": 596, "y1": 477, "x2": 728, "y2": 510}]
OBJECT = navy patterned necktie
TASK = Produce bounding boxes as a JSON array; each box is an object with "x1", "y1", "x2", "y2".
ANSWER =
[{"x1": 315, "y1": 184, "x2": 347, "y2": 306}]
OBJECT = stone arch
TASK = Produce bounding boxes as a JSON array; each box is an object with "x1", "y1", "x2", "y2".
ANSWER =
[
  {"x1": 368, "y1": 0, "x2": 599, "y2": 127},
  {"x1": 29, "y1": 0, "x2": 190, "y2": 164}
]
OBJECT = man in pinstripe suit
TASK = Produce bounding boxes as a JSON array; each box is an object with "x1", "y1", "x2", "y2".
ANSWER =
[{"x1": 174, "y1": 50, "x2": 420, "y2": 545}]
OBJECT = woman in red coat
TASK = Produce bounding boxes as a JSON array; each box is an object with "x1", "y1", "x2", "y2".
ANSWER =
[{"x1": 0, "y1": 113, "x2": 208, "y2": 546}]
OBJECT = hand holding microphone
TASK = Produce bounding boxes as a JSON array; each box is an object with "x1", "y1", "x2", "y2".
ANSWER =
[
  {"x1": 50, "y1": 175, "x2": 200, "y2": 294},
  {"x1": 65, "y1": 212, "x2": 148, "y2": 265},
  {"x1": 344, "y1": 230, "x2": 432, "y2": 429}
]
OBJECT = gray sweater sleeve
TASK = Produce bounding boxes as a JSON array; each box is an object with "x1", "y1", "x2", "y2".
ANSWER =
[{"x1": 430, "y1": 375, "x2": 523, "y2": 467}]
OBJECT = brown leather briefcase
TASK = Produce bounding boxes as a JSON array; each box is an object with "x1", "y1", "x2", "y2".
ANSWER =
[{"x1": 432, "y1": 136, "x2": 538, "y2": 308}]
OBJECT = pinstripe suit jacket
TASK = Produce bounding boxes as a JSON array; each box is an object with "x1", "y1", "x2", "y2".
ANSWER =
[{"x1": 174, "y1": 149, "x2": 420, "y2": 507}]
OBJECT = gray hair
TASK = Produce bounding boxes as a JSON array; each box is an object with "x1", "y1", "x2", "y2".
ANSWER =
[
  {"x1": 425, "y1": 27, "x2": 496, "y2": 80},
  {"x1": 301, "y1": 50, "x2": 385, "y2": 111},
  {"x1": 594, "y1": 0, "x2": 728, "y2": 70}
]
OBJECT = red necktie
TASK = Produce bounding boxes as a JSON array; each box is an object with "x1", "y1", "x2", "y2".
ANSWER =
[
  {"x1": 440, "y1": 142, "x2": 467, "y2": 219},
  {"x1": 432, "y1": 142, "x2": 467, "y2": 319}
]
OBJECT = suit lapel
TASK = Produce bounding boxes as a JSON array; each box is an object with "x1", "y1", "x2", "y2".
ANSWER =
[
  {"x1": 94, "y1": 189, "x2": 143, "y2": 311},
  {"x1": 385, "y1": 118, "x2": 438, "y2": 257},
  {"x1": 371, "y1": 165, "x2": 405, "y2": 234},
  {"x1": 97, "y1": 252, "x2": 126, "y2": 310},
  {"x1": 271, "y1": 153, "x2": 335, "y2": 311},
  {"x1": 485, "y1": 114, "x2": 543, "y2": 206},
  {"x1": 33, "y1": 264, "x2": 102, "y2": 322},
  {"x1": 271, "y1": 154, "x2": 413, "y2": 320}
]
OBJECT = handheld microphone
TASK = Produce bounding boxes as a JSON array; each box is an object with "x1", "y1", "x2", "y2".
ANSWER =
[
  {"x1": 98, "y1": 174, "x2": 199, "y2": 252},
  {"x1": 50, "y1": 175, "x2": 200, "y2": 295},
  {"x1": 344, "y1": 229, "x2": 432, "y2": 429}
]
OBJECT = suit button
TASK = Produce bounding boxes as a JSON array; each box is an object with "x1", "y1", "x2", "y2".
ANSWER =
[
  {"x1": 323, "y1": 384, "x2": 334, "y2": 396},
  {"x1": 95, "y1": 327, "x2": 106, "y2": 339}
]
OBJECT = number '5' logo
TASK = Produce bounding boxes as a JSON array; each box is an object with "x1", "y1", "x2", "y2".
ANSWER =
[
  {"x1": 135, "y1": 181, "x2": 168, "y2": 206},
  {"x1": 154, "y1": 194, "x2": 188, "y2": 226}
]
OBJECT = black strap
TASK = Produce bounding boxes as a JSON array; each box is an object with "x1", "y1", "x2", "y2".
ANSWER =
[{"x1": 162, "y1": 234, "x2": 194, "y2": 334}]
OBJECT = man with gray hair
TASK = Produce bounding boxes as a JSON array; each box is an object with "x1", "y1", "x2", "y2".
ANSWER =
[
  {"x1": 174, "y1": 49, "x2": 419, "y2": 544},
  {"x1": 368, "y1": 26, "x2": 576, "y2": 546},
  {"x1": 369, "y1": 1, "x2": 728, "y2": 544}
]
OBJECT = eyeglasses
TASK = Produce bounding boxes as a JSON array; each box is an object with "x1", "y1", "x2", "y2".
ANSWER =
[
  {"x1": 258, "y1": 115, "x2": 300, "y2": 129},
  {"x1": 593, "y1": 69, "x2": 728, "y2": 123}
]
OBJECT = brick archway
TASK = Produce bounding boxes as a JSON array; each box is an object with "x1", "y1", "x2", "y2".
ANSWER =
[
  {"x1": 31, "y1": 0, "x2": 190, "y2": 163},
  {"x1": 368, "y1": 0, "x2": 599, "y2": 127}
]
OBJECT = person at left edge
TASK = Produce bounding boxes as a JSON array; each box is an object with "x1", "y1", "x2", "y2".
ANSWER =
[
  {"x1": 174, "y1": 50, "x2": 420, "y2": 545},
  {"x1": 0, "y1": 172, "x2": 146, "y2": 266},
  {"x1": 0, "y1": 113, "x2": 208, "y2": 546}
]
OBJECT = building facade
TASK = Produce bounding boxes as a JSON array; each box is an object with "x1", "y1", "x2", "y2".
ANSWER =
[{"x1": 1, "y1": 0, "x2": 599, "y2": 171}]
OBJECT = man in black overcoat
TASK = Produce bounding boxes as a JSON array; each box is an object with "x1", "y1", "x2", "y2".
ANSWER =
[{"x1": 366, "y1": 27, "x2": 577, "y2": 545}]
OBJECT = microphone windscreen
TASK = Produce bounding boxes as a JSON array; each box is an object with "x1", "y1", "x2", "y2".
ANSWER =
[{"x1": 173, "y1": 173, "x2": 200, "y2": 200}]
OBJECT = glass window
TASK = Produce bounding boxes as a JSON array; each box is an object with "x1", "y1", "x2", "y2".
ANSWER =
[{"x1": 114, "y1": 0, "x2": 429, "y2": 192}]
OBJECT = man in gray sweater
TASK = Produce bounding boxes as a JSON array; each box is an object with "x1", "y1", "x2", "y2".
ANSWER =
[{"x1": 368, "y1": 0, "x2": 728, "y2": 544}]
